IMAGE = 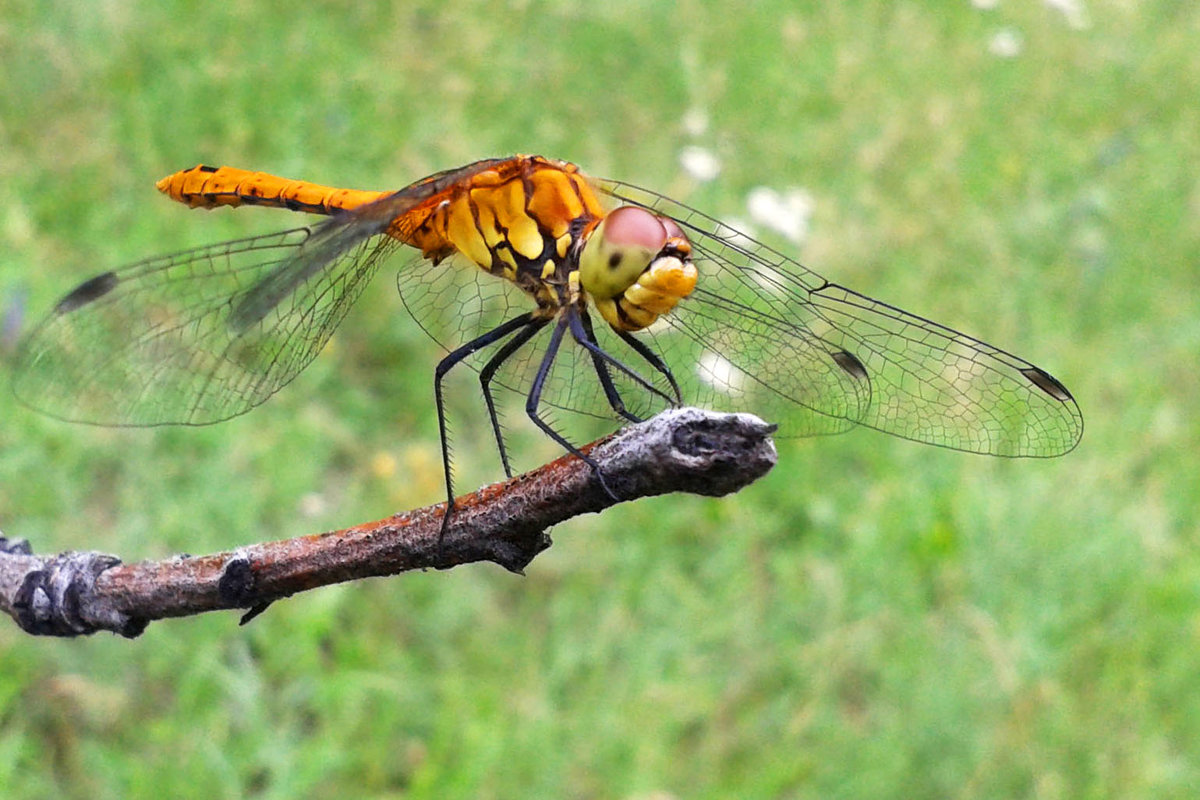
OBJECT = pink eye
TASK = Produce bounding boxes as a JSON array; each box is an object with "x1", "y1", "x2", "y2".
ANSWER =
[
  {"x1": 660, "y1": 217, "x2": 685, "y2": 241},
  {"x1": 604, "y1": 206, "x2": 667, "y2": 251}
]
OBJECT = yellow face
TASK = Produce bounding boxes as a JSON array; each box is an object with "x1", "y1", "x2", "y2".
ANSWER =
[
  {"x1": 578, "y1": 206, "x2": 698, "y2": 332},
  {"x1": 578, "y1": 206, "x2": 672, "y2": 299}
]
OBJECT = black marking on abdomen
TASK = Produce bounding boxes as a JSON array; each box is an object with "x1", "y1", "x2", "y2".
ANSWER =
[
  {"x1": 282, "y1": 197, "x2": 324, "y2": 214},
  {"x1": 197, "y1": 164, "x2": 219, "y2": 173},
  {"x1": 55, "y1": 271, "x2": 118, "y2": 314}
]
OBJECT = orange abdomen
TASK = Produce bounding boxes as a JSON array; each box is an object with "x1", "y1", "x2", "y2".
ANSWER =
[{"x1": 156, "y1": 165, "x2": 389, "y2": 215}]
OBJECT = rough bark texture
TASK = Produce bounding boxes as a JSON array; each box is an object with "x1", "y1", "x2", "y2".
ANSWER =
[{"x1": 0, "y1": 408, "x2": 776, "y2": 638}]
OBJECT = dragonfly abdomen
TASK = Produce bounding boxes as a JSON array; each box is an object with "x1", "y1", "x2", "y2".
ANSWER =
[{"x1": 156, "y1": 164, "x2": 389, "y2": 215}]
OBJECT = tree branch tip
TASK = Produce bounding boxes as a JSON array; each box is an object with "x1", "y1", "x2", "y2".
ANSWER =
[{"x1": 595, "y1": 408, "x2": 777, "y2": 498}]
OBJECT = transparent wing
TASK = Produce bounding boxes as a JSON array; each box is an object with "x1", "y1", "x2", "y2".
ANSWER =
[
  {"x1": 13, "y1": 224, "x2": 401, "y2": 425},
  {"x1": 396, "y1": 253, "x2": 677, "y2": 426},
  {"x1": 598, "y1": 179, "x2": 1084, "y2": 457}
]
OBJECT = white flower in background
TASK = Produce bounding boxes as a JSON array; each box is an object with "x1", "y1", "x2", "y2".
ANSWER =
[
  {"x1": 971, "y1": 0, "x2": 999, "y2": 8},
  {"x1": 679, "y1": 145, "x2": 721, "y2": 182},
  {"x1": 682, "y1": 108, "x2": 709, "y2": 137},
  {"x1": 719, "y1": 217, "x2": 759, "y2": 251},
  {"x1": 697, "y1": 351, "x2": 746, "y2": 395},
  {"x1": 989, "y1": 27, "x2": 1023, "y2": 57},
  {"x1": 714, "y1": 216, "x2": 789, "y2": 297},
  {"x1": 299, "y1": 492, "x2": 328, "y2": 518},
  {"x1": 747, "y1": 186, "x2": 814, "y2": 245},
  {"x1": 1045, "y1": 0, "x2": 1090, "y2": 29}
]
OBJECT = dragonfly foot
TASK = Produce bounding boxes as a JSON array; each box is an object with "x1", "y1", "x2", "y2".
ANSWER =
[{"x1": 588, "y1": 460, "x2": 622, "y2": 503}]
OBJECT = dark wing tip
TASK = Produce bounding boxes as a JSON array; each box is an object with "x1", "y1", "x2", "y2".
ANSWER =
[
  {"x1": 1020, "y1": 366, "x2": 1074, "y2": 403},
  {"x1": 832, "y1": 349, "x2": 869, "y2": 382},
  {"x1": 53, "y1": 271, "x2": 119, "y2": 314}
]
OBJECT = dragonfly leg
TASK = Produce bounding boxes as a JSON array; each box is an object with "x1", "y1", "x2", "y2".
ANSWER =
[
  {"x1": 478, "y1": 317, "x2": 551, "y2": 478},
  {"x1": 527, "y1": 313, "x2": 620, "y2": 502},
  {"x1": 566, "y1": 307, "x2": 676, "y2": 410},
  {"x1": 574, "y1": 309, "x2": 642, "y2": 424},
  {"x1": 434, "y1": 311, "x2": 542, "y2": 537},
  {"x1": 614, "y1": 328, "x2": 683, "y2": 406}
]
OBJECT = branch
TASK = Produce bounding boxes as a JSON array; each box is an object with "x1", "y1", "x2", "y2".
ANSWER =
[{"x1": 0, "y1": 408, "x2": 776, "y2": 638}]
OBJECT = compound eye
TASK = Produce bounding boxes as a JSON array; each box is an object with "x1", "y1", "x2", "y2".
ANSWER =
[
  {"x1": 602, "y1": 206, "x2": 668, "y2": 253},
  {"x1": 659, "y1": 216, "x2": 686, "y2": 242}
]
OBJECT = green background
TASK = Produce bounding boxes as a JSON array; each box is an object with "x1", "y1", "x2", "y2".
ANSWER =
[{"x1": 1, "y1": 1, "x2": 1196, "y2": 797}]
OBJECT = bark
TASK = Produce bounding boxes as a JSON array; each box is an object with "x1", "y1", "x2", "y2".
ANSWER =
[{"x1": 0, "y1": 408, "x2": 776, "y2": 638}]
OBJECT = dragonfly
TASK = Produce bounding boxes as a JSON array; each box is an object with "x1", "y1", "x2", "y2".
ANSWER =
[{"x1": 13, "y1": 155, "x2": 1083, "y2": 524}]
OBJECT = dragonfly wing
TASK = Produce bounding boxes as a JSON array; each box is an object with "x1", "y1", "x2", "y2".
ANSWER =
[
  {"x1": 643, "y1": 282, "x2": 871, "y2": 439},
  {"x1": 13, "y1": 224, "x2": 399, "y2": 425},
  {"x1": 798, "y1": 281, "x2": 1083, "y2": 456},
  {"x1": 397, "y1": 252, "x2": 530, "y2": 358},
  {"x1": 599, "y1": 179, "x2": 1083, "y2": 457}
]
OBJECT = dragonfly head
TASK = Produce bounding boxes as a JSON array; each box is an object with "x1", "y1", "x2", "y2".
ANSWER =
[{"x1": 578, "y1": 206, "x2": 697, "y2": 331}]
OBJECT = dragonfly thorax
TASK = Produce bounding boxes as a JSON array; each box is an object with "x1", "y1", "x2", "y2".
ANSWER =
[{"x1": 578, "y1": 205, "x2": 698, "y2": 332}]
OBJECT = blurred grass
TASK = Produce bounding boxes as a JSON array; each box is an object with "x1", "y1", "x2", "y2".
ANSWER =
[{"x1": 1, "y1": 0, "x2": 1197, "y2": 797}]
